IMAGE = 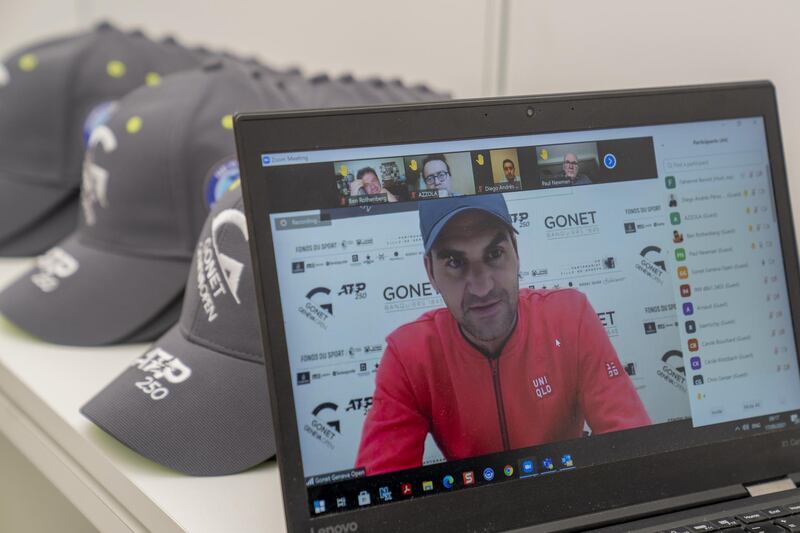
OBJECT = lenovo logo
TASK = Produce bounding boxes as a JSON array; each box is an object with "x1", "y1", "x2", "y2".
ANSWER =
[{"x1": 311, "y1": 522, "x2": 358, "y2": 533}]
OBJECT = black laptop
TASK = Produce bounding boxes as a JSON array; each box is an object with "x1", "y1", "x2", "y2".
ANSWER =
[{"x1": 235, "y1": 82, "x2": 800, "y2": 532}]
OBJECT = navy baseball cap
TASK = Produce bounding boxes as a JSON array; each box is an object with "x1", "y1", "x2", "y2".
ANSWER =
[
  {"x1": 419, "y1": 194, "x2": 517, "y2": 254},
  {"x1": 0, "y1": 22, "x2": 201, "y2": 256},
  {"x1": 81, "y1": 187, "x2": 275, "y2": 476}
]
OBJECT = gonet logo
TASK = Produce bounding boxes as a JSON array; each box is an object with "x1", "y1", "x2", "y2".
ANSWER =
[
  {"x1": 297, "y1": 287, "x2": 335, "y2": 328},
  {"x1": 210, "y1": 208, "x2": 249, "y2": 304},
  {"x1": 307, "y1": 287, "x2": 334, "y2": 315},
  {"x1": 543, "y1": 211, "x2": 597, "y2": 229},
  {"x1": 635, "y1": 245, "x2": 667, "y2": 286},
  {"x1": 312, "y1": 402, "x2": 340, "y2": 434},
  {"x1": 382, "y1": 282, "x2": 434, "y2": 301},
  {"x1": 639, "y1": 245, "x2": 666, "y2": 271},
  {"x1": 197, "y1": 208, "x2": 249, "y2": 321},
  {"x1": 661, "y1": 350, "x2": 685, "y2": 374},
  {"x1": 382, "y1": 282, "x2": 442, "y2": 313},
  {"x1": 305, "y1": 401, "x2": 341, "y2": 451},
  {"x1": 657, "y1": 349, "x2": 687, "y2": 393}
]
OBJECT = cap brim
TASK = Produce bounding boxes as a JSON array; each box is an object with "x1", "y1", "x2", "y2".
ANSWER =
[
  {"x1": 0, "y1": 234, "x2": 188, "y2": 345},
  {"x1": 424, "y1": 206, "x2": 518, "y2": 254},
  {"x1": 81, "y1": 326, "x2": 275, "y2": 476},
  {"x1": 0, "y1": 171, "x2": 77, "y2": 244},
  {"x1": 0, "y1": 194, "x2": 79, "y2": 257}
]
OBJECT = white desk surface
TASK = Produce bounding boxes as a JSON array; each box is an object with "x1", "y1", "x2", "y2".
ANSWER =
[{"x1": 0, "y1": 258, "x2": 287, "y2": 533}]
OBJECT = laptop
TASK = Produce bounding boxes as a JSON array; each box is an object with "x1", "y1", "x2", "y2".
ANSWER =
[{"x1": 234, "y1": 81, "x2": 800, "y2": 532}]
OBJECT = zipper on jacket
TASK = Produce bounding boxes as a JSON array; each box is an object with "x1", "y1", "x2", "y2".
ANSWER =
[{"x1": 490, "y1": 358, "x2": 511, "y2": 450}]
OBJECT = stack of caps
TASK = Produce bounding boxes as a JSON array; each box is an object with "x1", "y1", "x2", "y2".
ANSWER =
[
  {"x1": 81, "y1": 187, "x2": 274, "y2": 475},
  {"x1": 0, "y1": 58, "x2": 289, "y2": 345},
  {"x1": 0, "y1": 22, "x2": 202, "y2": 256},
  {"x1": 0, "y1": 27, "x2": 449, "y2": 473}
]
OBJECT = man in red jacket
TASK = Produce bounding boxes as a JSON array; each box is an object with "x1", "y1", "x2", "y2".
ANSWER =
[{"x1": 355, "y1": 194, "x2": 650, "y2": 475}]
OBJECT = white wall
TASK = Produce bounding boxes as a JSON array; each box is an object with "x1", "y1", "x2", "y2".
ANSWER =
[
  {"x1": 504, "y1": 0, "x2": 800, "y2": 230},
  {"x1": 0, "y1": 1, "x2": 80, "y2": 54}
]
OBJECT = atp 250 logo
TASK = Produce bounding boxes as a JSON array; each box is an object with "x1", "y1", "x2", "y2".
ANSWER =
[
  {"x1": 510, "y1": 211, "x2": 530, "y2": 228},
  {"x1": 338, "y1": 282, "x2": 367, "y2": 299}
]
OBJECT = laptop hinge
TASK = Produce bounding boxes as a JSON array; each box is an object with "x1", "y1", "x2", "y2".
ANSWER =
[{"x1": 745, "y1": 476, "x2": 796, "y2": 497}]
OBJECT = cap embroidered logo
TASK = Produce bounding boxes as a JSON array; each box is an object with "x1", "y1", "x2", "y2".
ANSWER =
[
  {"x1": 204, "y1": 156, "x2": 240, "y2": 207},
  {"x1": 82, "y1": 101, "x2": 119, "y2": 146},
  {"x1": 29, "y1": 247, "x2": 79, "y2": 293},
  {"x1": 81, "y1": 125, "x2": 117, "y2": 225},
  {"x1": 211, "y1": 208, "x2": 249, "y2": 304},
  {"x1": 133, "y1": 347, "x2": 192, "y2": 383},
  {"x1": 132, "y1": 347, "x2": 193, "y2": 401}
]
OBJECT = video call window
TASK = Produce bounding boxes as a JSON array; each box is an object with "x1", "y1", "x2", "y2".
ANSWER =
[
  {"x1": 334, "y1": 157, "x2": 410, "y2": 205},
  {"x1": 403, "y1": 152, "x2": 476, "y2": 199},
  {"x1": 534, "y1": 142, "x2": 599, "y2": 188}
]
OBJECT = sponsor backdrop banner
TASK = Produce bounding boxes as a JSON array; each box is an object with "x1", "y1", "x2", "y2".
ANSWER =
[{"x1": 273, "y1": 182, "x2": 689, "y2": 477}]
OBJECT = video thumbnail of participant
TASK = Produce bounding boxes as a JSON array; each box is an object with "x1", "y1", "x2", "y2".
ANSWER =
[
  {"x1": 533, "y1": 142, "x2": 599, "y2": 188},
  {"x1": 483, "y1": 148, "x2": 524, "y2": 192},
  {"x1": 470, "y1": 149, "x2": 527, "y2": 193},
  {"x1": 334, "y1": 158, "x2": 410, "y2": 206},
  {"x1": 403, "y1": 152, "x2": 476, "y2": 199}
]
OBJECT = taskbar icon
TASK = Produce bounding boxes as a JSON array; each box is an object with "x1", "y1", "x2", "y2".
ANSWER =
[{"x1": 519, "y1": 453, "x2": 575, "y2": 478}]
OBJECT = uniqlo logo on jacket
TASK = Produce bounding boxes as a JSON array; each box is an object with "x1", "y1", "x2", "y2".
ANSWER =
[
  {"x1": 532, "y1": 375, "x2": 553, "y2": 399},
  {"x1": 606, "y1": 361, "x2": 621, "y2": 378}
]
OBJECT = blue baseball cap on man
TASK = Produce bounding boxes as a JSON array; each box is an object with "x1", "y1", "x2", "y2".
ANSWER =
[{"x1": 418, "y1": 194, "x2": 517, "y2": 254}]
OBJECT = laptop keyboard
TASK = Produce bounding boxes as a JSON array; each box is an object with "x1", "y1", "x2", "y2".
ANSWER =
[{"x1": 660, "y1": 502, "x2": 800, "y2": 532}]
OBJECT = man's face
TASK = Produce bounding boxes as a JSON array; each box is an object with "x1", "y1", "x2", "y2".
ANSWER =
[
  {"x1": 424, "y1": 211, "x2": 519, "y2": 345},
  {"x1": 423, "y1": 159, "x2": 452, "y2": 192},
  {"x1": 503, "y1": 161, "x2": 516, "y2": 181},
  {"x1": 563, "y1": 153, "x2": 579, "y2": 179},
  {"x1": 361, "y1": 172, "x2": 382, "y2": 195}
]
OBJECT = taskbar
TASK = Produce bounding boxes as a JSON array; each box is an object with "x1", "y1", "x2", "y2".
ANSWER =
[
  {"x1": 305, "y1": 408, "x2": 800, "y2": 517},
  {"x1": 307, "y1": 446, "x2": 577, "y2": 516}
]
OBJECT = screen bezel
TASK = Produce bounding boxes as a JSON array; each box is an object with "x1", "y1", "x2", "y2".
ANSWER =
[{"x1": 235, "y1": 81, "x2": 800, "y2": 533}]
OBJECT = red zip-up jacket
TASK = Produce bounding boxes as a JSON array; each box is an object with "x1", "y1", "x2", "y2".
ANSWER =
[{"x1": 356, "y1": 288, "x2": 650, "y2": 475}]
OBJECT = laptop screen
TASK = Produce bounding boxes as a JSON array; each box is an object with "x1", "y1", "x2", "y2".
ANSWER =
[{"x1": 260, "y1": 116, "x2": 800, "y2": 517}]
